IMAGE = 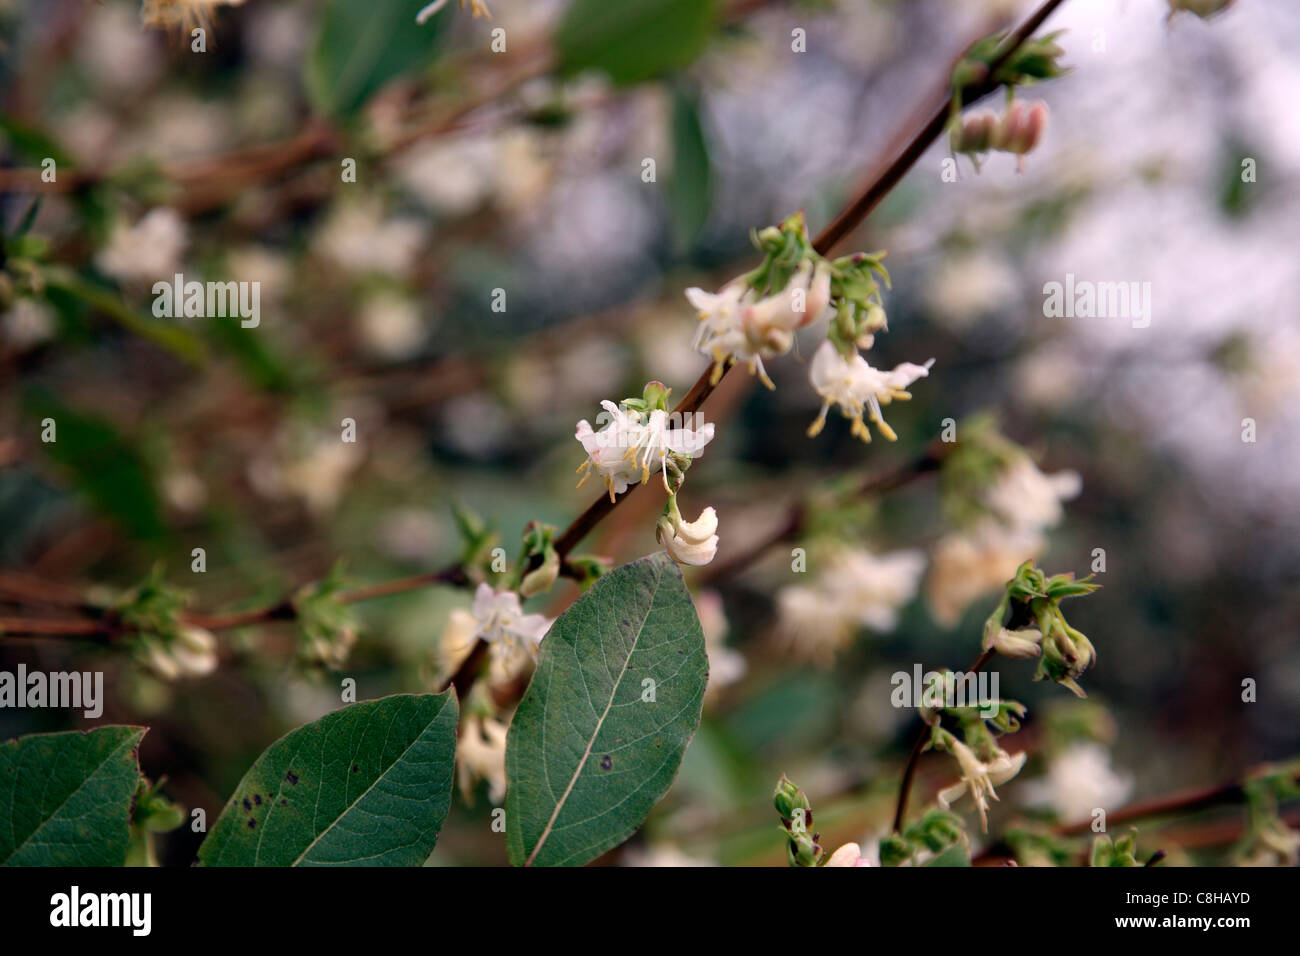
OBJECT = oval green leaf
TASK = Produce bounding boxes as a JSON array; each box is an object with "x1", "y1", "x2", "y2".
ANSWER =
[
  {"x1": 555, "y1": 0, "x2": 722, "y2": 87},
  {"x1": 506, "y1": 551, "x2": 708, "y2": 867},
  {"x1": 306, "y1": 0, "x2": 444, "y2": 118},
  {"x1": 198, "y1": 692, "x2": 458, "y2": 866},
  {"x1": 1, "y1": 726, "x2": 146, "y2": 866}
]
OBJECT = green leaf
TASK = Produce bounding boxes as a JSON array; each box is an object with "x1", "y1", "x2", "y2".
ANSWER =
[
  {"x1": 555, "y1": 0, "x2": 722, "y2": 87},
  {"x1": 668, "y1": 85, "x2": 712, "y2": 254},
  {"x1": 24, "y1": 388, "x2": 166, "y2": 542},
  {"x1": 0, "y1": 726, "x2": 146, "y2": 866},
  {"x1": 924, "y1": 843, "x2": 972, "y2": 867},
  {"x1": 306, "y1": 0, "x2": 444, "y2": 118},
  {"x1": 505, "y1": 551, "x2": 708, "y2": 867},
  {"x1": 198, "y1": 692, "x2": 458, "y2": 866}
]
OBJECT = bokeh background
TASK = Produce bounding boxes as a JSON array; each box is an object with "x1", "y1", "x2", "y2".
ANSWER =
[{"x1": 1, "y1": 0, "x2": 1297, "y2": 865}]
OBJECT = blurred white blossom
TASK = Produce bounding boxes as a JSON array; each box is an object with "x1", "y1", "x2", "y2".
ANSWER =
[
  {"x1": 777, "y1": 547, "x2": 925, "y2": 664},
  {"x1": 1022, "y1": 742, "x2": 1133, "y2": 823}
]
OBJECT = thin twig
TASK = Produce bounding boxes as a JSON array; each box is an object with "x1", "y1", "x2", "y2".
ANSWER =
[{"x1": 892, "y1": 647, "x2": 996, "y2": 832}]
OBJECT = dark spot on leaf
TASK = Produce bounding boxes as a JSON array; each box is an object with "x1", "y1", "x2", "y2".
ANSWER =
[
  {"x1": 253, "y1": 794, "x2": 262, "y2": 806},
  {"x1": 352, "y1": 764, "x2": 360, "y2": 773},
  {"x1": 242, "y1": 798, "x2": 251, "y2": 811},
  {"x1": 280, "y1": 799, "x2": 288, "y2": 807},
  {"x1": 286, "y1": 771, "x2": 299, "y2": 785},
  {"x1": 247, "y1": 819, "x2": 256, "y2": 829},
  {"x1": 600, "y1": 754, "x2": 612, "y2": 771}
]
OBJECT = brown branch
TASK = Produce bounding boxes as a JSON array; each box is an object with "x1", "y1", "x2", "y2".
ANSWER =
[
  {"x1": 4, "y1": 0, "x2": 1068, "y2": 704},
  {"x1": 1, "y1": 564, "x2": 471, "y2": 640},
  {"x1": 814, "y1": 0, "x2": 1069, "y2": 255},
  {"x1": 972, "y1": 766, "x2": 1300, "y2": 865}
]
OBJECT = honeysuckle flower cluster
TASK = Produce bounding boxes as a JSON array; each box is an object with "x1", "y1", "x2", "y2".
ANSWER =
[
  {"x1": 896, "y1": 563, "x2": 1102, "y2": 839},
  {"x1": 981, "y1": 560, "x2": 1100, "y2": 697},
  {"x1": 777, "y1": 546, "x2": 925, "y2": 665},
  {"x1": 575, "y1": 381, "x2": 715, "y2": 503},
  {"x1": 685, "y1": 212, "x2": 934, "y2": 444},
  {"x1": 113, "y1": 567, "x2": 218, "y2": 680}
]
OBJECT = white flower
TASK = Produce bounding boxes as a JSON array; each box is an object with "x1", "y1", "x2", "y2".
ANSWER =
[
  {"x1": 1022, "y1": 743, "x2": 1133, "y2": 823},
  {"x1": 2, "y1": 299, "x2": 56, "y2": 351},
  {"x1": 456, "y1": 715, "x2": 508, "y2": 804},
  {"x1": 437, "y1": 608, "x2": 480, "y2": 678},
  {"x1": 658, "y1": 504, "x2": 719, "y2": 567},
  {"x1": 575, "y1": 402, "x2": 715, "y2": 501},
  {"x1": 687, "y1": 261, "x2": 830, "y2": 389},
  {"x1": 982, "y1": 457, "x2": 1082, "y2": 534},
  {"x1": 471, "y1": 584, "x2": 550, "y2": 674},
  {"x1": 141, "y1": 626, "x2": 217, "y2": 681},
  {"x1": 937, "y1": 741, "x2": 1026, "y2": 832},
  {"x1": 927, "y1": 521, "x2": 1044, "y2": 628},
  {"x1": 575, "y1": 401, "x2": 650, "y2": 500},
  {"x1": 825, "y1": 842, "x2": 874, "y2": 867},
  {"x1": 315, "y1": 199, "x2": 426, "y2": 277},
  {"x1": 628, "y1": 409, "x2": 717, "y2": 488},
  {"x1": 806, "y1": 340, "x2": 934, "y2": 443},
  {"x1": 97, "y1": 208, "x2": 187, "y2": 283},
  {"x1": 396, "y1": 134, "x2": 497, "y2": 215},
  {"x1": 777, "y1": 547, "x2": 926, "y2": 664},
  {"x1": 358, "y1": 292, "x2": 425, "y2": 359}
]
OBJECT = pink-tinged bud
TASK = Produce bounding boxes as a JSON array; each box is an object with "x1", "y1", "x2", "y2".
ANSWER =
[
  {"x1": 949, "y1": 110, "x2": 998, "y2": 155},
  {"x1": 994, "y1": 100, "x2": 1049, "y2": 156},
  {"x1": 825, "y1": 842, "x2": 873, "y2": 867}
]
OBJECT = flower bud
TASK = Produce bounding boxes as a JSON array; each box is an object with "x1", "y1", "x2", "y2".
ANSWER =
[
  {"x1": 950, "y1": 109, "x2": 998, "y2": 154},
  {"x1": 993, "y1": 99, "x2": 1049, "y2": 157},
  {"x1": 773, "y1": 774, "x2": 811, "y2": 819},
  {"x1": 825, "y1": 842, "x2": 872, "y2": 867},
  {"x1": 519, "y1": 548, "x2": 560, "y2": 598},
  {"x1": 991, "y1": 626, "x2": 1042, "y2": 659}
]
